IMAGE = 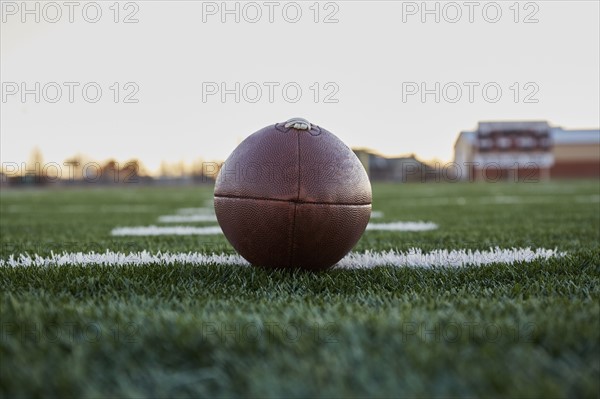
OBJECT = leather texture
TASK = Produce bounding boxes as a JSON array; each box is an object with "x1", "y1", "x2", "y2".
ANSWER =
[{"x1": 214, "y1": 121, "x2": 372, "y2": 270}]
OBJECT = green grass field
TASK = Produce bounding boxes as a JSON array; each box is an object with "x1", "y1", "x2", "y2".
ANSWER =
[{"x1": 1, "y1": 181, "x2": 599, "y2": 398}]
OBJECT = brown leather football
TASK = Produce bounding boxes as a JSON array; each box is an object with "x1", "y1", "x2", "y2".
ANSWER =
[{"x1": 214, "y1": 118, "x2": 372, "y2": 271}]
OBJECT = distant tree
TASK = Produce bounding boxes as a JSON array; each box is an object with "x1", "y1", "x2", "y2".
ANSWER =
[
  {"x1": 64, "y1": 155, "x2": 83, "y2": 180},
  {"x1": 27, "y1": 147, "x2": 44, "y2": 177},
  {"x1": 121, "y1": 160, "x2": 140, "y2": 183},
  {"x1": 101, "y1": 160, "x2": 119, "y2": 183}
]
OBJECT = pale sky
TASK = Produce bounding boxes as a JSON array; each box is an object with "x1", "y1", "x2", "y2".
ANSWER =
[{"x1": 1, "y1": 0, "x2": 599, "y2": 173}]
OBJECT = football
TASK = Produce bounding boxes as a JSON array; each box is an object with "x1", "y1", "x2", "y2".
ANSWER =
[{"x1": 214, "y1": 117, "x2": 372, "y2": 270}]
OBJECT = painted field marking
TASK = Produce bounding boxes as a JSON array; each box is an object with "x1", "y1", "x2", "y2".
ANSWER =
[
  {"x1": 111, "y1": 226, "x2": 223, "y2": 236},
  {"x1": 160, "y1": 208, "x2": 383, "y2": 223},
  {"x1": 0, "y1": 248, "x2": 565, "y2": 269},
  {"x1": 158, "y1": 214, "x2": 218, "y2": 223},
  {"x1": 157, "y1": 206, "x2": 217, "y2": 223},
  {"x1": 336, "y1": 248, "x2": 564, "y2": 268},
  {"x1": 112, "y1": 221, "x2": 438, "y2": 236},
  {"x1": 391, "y1": 194, "x2": 600, "y2": 207},
  {"x1": 370, "y1": 211, "x2": 384, "y2": 219},
  {"x1": 176, "y1": 207, "x2": 215, "y2": 215},
  {"x1": 366, "y1": 221, "x2": 437, "y2": 231}
]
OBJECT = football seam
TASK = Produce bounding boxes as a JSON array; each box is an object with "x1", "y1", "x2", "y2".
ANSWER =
[
  {"x1": 289, "y1": 130, "x2": 301, "y2": 268},
  {"x1": 213, "y1": 195, "x2": 371, "y2": 207},
  {"x1": 289, "y1": 202, "x2": 297, "y2": 268}
]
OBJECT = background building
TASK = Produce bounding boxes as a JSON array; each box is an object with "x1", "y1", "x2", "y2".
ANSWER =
[
  {"x1": 454, "y1": 121, "x2": 600, "y2": 181},
  {"x1": 353, "y1": 149, "x2": 435, "y2": 182}
]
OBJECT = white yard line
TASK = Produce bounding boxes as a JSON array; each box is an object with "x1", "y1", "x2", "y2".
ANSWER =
[
  {"x1": 575, "y1": 195, "x2": 600, "y2": 203},
  {"x1": 113, "y1": 221, "x2": 437, "y2": 236},
  {"x1": 370, "y1": 211, "x2": 384, "y2": 219},
  {"x1": 389, "y1": 194, "x2": 600, "y2": 207},
  {"x1": 0, "y1": 248, "x2": 565, "y2": 269},
  {"x1": 111, "y1": 225, "x2": 223, "y2": 236},
  {"x1": 336, "y1": 248, "x2": 565, "y2": 268},
  {"x1": 176, "y1": 207, "x2": 215, "y2": 215},
  {"x1": 158, "y1": 214, "x2": 218, "y2": 223},
  {"x1": 164, "y1": 209, "x2": 382, "y2": 222},
  {"x1": 366, "y1": 221, "x2": 438, "y2": 231},
  {"x1": 398, "y1": 198, "x2": 468, "y2": 207}
]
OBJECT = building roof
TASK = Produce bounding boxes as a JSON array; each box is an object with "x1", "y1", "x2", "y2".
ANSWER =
[
  {"x1": 453, "y1": 131, "x2": 476, "y2": 147},
  {"x1": 455, "y1": 123, "x2": 600, "y2": 148},
  {"x1": 478, "y1": 121, "x2": 550, "y2": 134},
  {"x1": 552, "y1": 128, "x2": 600, "y2": 145},
  {"x1": 352, "y1": 147, "x2": 418, "y2": 161}
]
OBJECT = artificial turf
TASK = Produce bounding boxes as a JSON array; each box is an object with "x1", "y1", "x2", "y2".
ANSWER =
[{"x1": 1, "y1": 180, "x2": 599, "y2": 398}]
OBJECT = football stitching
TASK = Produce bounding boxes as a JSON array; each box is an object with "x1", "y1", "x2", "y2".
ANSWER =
[
  {"x1": 213, "y1": 194, "x2": 372, "y2": 206},
  {"x1": 288, "y1": 129, "x2": 301, "y2": 268}
]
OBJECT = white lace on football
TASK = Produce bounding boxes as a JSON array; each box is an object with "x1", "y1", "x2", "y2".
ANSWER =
[{"x1": 284, "y1": 117, "x2": 312, "y2": 130}]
